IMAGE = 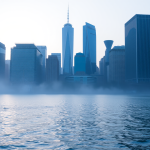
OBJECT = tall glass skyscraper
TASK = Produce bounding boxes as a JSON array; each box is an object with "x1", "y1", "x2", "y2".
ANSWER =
[
  {"x1": 0, "y1": 42, "x2": 5, "y2": 79},
  {"x1": 62, "y1": 9, "x2": 74, "y2": 75},
  {"x1": 83, "y1": 22, "x2": 96, "y2": 75},
  {"x1": 125, "y1": 14, "x2": 150, "y2": 83},
  {"x1": 37, "y1": 46, "x2": 47, "y2": 82}
]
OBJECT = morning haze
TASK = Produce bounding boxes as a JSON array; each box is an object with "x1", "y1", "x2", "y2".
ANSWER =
[
  {"x1": 1, "y1": 0, "x2": 150, "y2": 66},
  {"x1": 1, "y1": 1, "x2": 150, "y2": 149}
]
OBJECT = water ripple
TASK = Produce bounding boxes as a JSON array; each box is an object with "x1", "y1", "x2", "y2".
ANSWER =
[{"x1": 0, "y1": 95, "x2": 150, "y2": 149}]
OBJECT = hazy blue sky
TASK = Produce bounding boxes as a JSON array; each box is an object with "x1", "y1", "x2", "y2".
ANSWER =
[{"x1": 1, "y1": 0, "x2": 150, "y2": 66}]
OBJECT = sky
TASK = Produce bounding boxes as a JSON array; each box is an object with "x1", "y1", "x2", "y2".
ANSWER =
[{"x1": 1, "y1": 0, "x2": 150, "y2": 66}]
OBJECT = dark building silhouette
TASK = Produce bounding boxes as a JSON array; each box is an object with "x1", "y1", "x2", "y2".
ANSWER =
[
  {"x1": 46, "y1": 55, "x2": 59, "y2": 83},
  {"x1": 0, "y1": 42, "x2": 6, "y2": 79},
  {"x1": 125, "y1": 14, "x2": 150, "y2": 83},
  {"x1": 109, "y1": 46, "x2": 125, "y2": 84},
  {"x1": 83, "y1": 22, "x2": 96, "y2": 75},
  {"x1": 10, "y1": 44, "x2": 42, "y2": 84},
  {"x1": 74, "y1": 53, "x2": 86, "y2": 75}
]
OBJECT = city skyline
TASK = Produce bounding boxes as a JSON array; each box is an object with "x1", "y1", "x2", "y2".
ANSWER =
[{"x1": 1, "y1": 0, "x2": 150, "y2": 66}]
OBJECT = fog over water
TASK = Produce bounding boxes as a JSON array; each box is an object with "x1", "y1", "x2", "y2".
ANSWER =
[
  {"x1": 0, "y1": 80, "x2": 150, "y2": 95},
  {"x1": 0, "y1": 81, "x2": 147, "y2": 95}
]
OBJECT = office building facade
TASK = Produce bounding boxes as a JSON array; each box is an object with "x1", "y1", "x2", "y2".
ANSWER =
[
  {"x1": 0, "y1": 42, "x2": 6, "y2": 79},
  {"x1": 125, "y1": 14, "x2": 150, "y2": 83},
  {"x1": 51, "y1": 53, "x2": 61, "y2": 75},
  {"x1": 83, "y1": 22, "x2": 96, "y2": 75},
  {"x1": 109, "y1": 46, "x2": 125, "y2": 83},
  {"x1": 5, "y1": 60, "x2": 10, "y2": 82},
  {"x1": 62, "y1": 10, "x2": 74, "y2": 75},
  {"x1": 46, "y1": 55, "x2": 59, "y2": 83},
  {"x1": 74, "y1": 53, "x2": 86, "y2": 75},
  {"x1": 37, "y1": 46, "x2": 47, "y2": 82},
  {"x1": 99, "y1": 57, "x2": 104, "y2": 75},
  {"x1": 10, "y1": 44, "x2": 42, "y2": 84}
]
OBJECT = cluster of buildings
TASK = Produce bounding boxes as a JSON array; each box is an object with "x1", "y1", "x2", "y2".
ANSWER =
[{"x1": 0, "y1": 13, "x2": 150, "y2": 86}]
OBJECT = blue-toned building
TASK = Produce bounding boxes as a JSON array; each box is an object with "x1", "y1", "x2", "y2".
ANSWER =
[
  {"x1": 5, "y1": 60, "x2": 10, "y2": 82},
  {"x1": 62, "y1": 9, "x2": 74, "y2": 75},
  {"x1": 104, "y1": 40, "x2": 113, "y2": 82},
  {"x1": 37, "y1": 46, "x2": 47, "y2": 82},
  {"x1": 125, "y1": 14, "x2": 150, "y2": 83},
  {"x1": 46, "y1": 55, "x2": 59, "y2": 83},
  {"x1": 104, "y1": 40, "x2": 113, "y2": 65},
  {"x1": 65, "y1": 76, "x2": 97, "y2": 85},
  {"x1": 99, "y1": 57, "x2": 104, "y2": 75},
  {"x1": 99, "y1": 56, "x2": 107, "y2": 82},
  {"x1": 109, "y1": 46, "x2": 125, "y2": 83},
  {"x1": 83, "y1": 22, "x2": 96, "y2": 75},
  {"x1": 0, "y1": 42, "x2": 6, "y2": 79},
  {"x1": 10, "y1": 44, "x2": 42, "y2": 84},
  {"x1": 51, "y1": 53, "x2": 61, "y2": 75},
  {"x1": 74, "y1": 53, "x2": 86, "y2": 75}
]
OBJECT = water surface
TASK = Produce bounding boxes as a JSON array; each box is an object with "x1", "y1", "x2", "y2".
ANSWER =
[{"x1": 0, "y1": 95, "x2": 150, "y2": 149}]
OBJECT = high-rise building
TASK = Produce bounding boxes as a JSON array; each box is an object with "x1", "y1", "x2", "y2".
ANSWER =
[
  {"x1": 46, "y1": 55, "x2": 59, "y2": 83},
  {"x1": 62, "y1": 8, "x2": 74, "y2": 75},
  {"x1": 0, "y1": 42, "x2": 6, "y2": 79},
  {"x1": 74, "y1": 53, "x2": 86, "y2": 75},
  {"x1": 109, "y1": 46, "x2": 125, "y2": 83},
  {"x1": 99, "y1": 56, "x2": 107, "y2": 82},
  {"x1": 83, "y1": 22, "x2": 96, "y2": 75},
  {"x1": 104, "y1": 40, "x2": 113, "y2": 65},
  {"x1": 5, "y1": 60, "x2": 10, "y2": 82},
  {"x1": 37, "y1": 46, "x2": 47, "y2": 82},
  {"x1": 99, "y1": 57, "x2": 104, "y2": 75},
  {"x1": 10, "y1": 44, "x2": 42, "y2": 84},
  {"x1": 51, "y1": 53, "x2": 61, "y2": 75},
  {"x1": 104, "y1": 40, "x2": 113, "y2": 82},
  {"x1": 125, "y1": 14, "x2": 150, "y2": 83}
]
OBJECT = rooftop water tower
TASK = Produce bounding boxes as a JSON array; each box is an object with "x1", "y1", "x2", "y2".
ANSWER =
[{"x1": 104, "y1": 40, "x2": 113, "y2": 65}]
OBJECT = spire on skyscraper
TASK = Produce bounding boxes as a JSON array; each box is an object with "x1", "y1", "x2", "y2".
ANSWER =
[{"x1": 67, "y1": 6, "x2": 69, "y2": 23}]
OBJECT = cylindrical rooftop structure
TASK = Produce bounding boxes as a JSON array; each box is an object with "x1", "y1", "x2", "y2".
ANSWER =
[{"x1": 104, "y1": 40, "x2": 113, "y2": 65}]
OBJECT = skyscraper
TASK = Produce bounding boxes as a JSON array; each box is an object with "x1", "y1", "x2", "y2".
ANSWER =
[
  {"x1": 46, "y1": 55, "x2": 59, "y2": 83},
  {"x1": 104, "y1": 40, "x2": 113, "y2": 65},
  {"x1": 5, "y1": 60, "x2": 10, "y2": 82},
  {"x1": 104, "y1": 40, "x2": 113, "y2": 82},
  {"x1": 37, "y1": 46, "x2": 47, "y2": 82},
  {"x1": 51, "y1": 53, "x2": 61, "y2": 75},
  {"x1": 0, "y1": 42, "x2": 6, "y2": 79},
  {"x1": 125, "y1": 14, "x2": 150, "y2": 83},
  {"x1": 62, "y1": 8, "x2": 74, "y2": 75},
  {"x1": 10, "y1": 44, "x2": 42, "y2": 84},
  {"x1": 99, "y1": 58, "x2": 104, "y2": 75},
  {"x1": 74, "y1": 53, "x2": 86, "y2": 75},
  {"x1": 83, "y1": 22, "x2": 96, "y2": 75},
  {"x1": 109, "y1": 46, "x2": 125, "y2": 84}
]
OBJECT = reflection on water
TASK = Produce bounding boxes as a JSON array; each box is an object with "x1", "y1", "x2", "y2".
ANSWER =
[{"x1": 0, "y1": 95, "x2": 150, "y2": 149}]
